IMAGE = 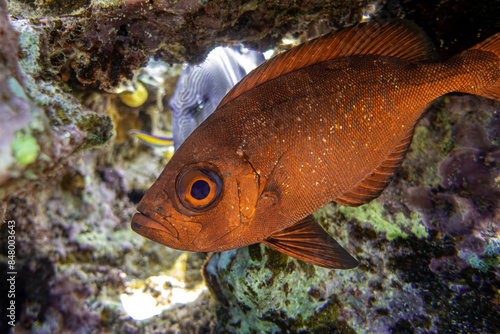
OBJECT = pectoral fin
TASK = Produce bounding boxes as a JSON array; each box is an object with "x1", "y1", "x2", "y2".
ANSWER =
[{"x1": 262, "y1": 215, "x2": 359, "y2": 269}]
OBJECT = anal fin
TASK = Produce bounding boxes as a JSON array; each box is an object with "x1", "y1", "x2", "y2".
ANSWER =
[
  {"x1": 262, "y1": 215, "x2": 358, "y2": 269},
  {"x1": 335, "y1": 126, "x2": 415, "y2": 207}
]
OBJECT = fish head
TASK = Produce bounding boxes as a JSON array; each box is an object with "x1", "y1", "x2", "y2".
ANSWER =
[{"x1": 132, "y1": 148, "x2": 263, "y2": 252}]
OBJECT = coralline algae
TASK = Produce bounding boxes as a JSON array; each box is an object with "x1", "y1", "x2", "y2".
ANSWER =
[
  {"x1": 0, "y1": 14, "x2": 113, "y2": 202},
  {"x1": 204, "y1": 246, "x2": 356, "y2": 333},
  {"x1": 0, "y1": 147, "x2": 214, "y2": 333},
  {"x1": 8, "y1": 0, "x2": 372, "y2": 91},
  {"x1": 1, "y1": 4, "x2": 213, "y2": 331}
]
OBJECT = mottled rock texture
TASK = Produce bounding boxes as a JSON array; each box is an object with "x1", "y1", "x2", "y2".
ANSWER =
[
  {"x1": 7, "y1": 0, "x2": 374, "y2": 91},
  {"x1": 0, "y1": 142, "x2": 214, "y2": 333},
  {"x1": 0, "y1": 2, "x2": 113, "y2": 202}
]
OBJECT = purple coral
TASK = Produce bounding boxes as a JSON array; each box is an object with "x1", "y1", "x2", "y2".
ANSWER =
[
  {"x1": 408, "y1": 96, "x2": 500, "y2": 275},
  {"x1": 440, "y1": 148, "x2": 494, "y2": 200}
]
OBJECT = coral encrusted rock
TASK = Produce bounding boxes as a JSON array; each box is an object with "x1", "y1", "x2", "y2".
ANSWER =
[
  {"x1": 0, "y1": 2, "x2": 113, "y2": 202},
  {"x1": 7, "y1": 0, "x2": 373, "y2": 91}
]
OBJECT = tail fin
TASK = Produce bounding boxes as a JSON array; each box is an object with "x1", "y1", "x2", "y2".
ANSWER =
[{"x1": 469, "y1": 32, "x2": 500, "y2": 100}]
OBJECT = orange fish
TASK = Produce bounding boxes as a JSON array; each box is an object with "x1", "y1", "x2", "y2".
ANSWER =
[{"x1": 131, "y1": 20, "x2": 500, "y2": 269}]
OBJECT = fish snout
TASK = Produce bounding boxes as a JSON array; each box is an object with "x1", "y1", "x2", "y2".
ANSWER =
[
  {"x1": 132, "y1": 204, "x2": 203, "y2": 251},
  {"x1": 131, "y1": 211, "x2": 178, "y2": 239}
]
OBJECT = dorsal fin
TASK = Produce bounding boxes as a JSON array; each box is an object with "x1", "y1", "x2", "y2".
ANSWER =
[
  {"x1": 335, "y1": 126, "x2": 415, "y2": 207},
  {"x1": 262, "y1": 214, "x2": 359, "y2": 269},
  {"x1": 218, "y1": 20, "x2": 435, "y2": 108}
]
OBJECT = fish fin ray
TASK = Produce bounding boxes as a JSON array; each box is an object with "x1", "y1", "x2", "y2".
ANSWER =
[
  {"x1": 262, "y1": 215, "x2": 359, "y2": 269},
  {"x1": 470, "y1": 32, "x2": 500, "y2": 100},
  {"x1": 335, "y1": 126, "x2": 415, "y2": 207},
  {"x1": 218, "y1": 20, "x2": 435, "y2": 109}
]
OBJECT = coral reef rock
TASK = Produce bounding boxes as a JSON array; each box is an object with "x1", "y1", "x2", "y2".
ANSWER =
[
  {"x1": 0, "y1": 4, "x2": 113, "y2": 202},
  {"x1": 7, "y1": 0, "x2": 373, "y2": 91}
]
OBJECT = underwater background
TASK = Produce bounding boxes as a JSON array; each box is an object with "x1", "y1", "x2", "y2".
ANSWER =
[{"x1": 0, "y1": 0, "x2": 499, "y2": 333}]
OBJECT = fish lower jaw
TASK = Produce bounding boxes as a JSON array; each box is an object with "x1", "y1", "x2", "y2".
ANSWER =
[{"x1": 131, "y1": 212, "x2": 178, "y2": 240}]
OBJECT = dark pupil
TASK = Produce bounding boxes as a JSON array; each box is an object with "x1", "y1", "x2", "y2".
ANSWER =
[{"x1": 191, "y1": 180, "x2": 210, "y2": 200}]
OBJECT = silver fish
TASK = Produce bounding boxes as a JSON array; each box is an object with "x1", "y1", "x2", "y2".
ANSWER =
[{"x1": 169, "y1": 46, "x2": 264, "y2": 150}]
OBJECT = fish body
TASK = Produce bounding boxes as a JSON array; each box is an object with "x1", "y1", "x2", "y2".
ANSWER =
[
  {"x1": 169, "y1": 46, "x2": 265, "y2": 149},
  {"x1": 132, "y1": 21, "x2": 500, "y2": 269},
  {"x1": 130, "y1": 47, "x2": 264, "y2": 149},
  {"x1": 128, "y1": 130, "x2": 174, "y2": 147}
]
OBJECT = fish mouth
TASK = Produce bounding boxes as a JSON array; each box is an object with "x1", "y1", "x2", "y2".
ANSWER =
[
  {"x1": 131, "y1": 210, "x2": 203, "y2": 250},
  {"x1": 131, "y1": 212, "x2": 178, "y2": 240}
]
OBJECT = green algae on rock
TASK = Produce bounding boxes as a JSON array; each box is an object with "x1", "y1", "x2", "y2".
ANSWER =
[
  {"x1": 10, "y1": 131, "x2": 40, "y2": 166},
  {"x1": 203, "y1": 246, "x2": 355, "y2": 333},
  {"x1": 335, "y1": 200, "x2": 428, "y2": 241},
  {"x1": 0, "y1": 13, "x2": 113, "y2": 201}
]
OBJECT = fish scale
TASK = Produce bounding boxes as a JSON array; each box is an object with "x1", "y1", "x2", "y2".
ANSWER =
[
  {"x1": 132, "y1": 20, "x2": 500, "y2": 269},
  {"x1": 207, "y1": 58, "x2": 427, "y2": 190}
]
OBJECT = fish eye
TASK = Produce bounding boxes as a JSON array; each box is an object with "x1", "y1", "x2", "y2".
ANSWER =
[{"x1": 177, "y1": 169, "x2": 222, "y2": 211}]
